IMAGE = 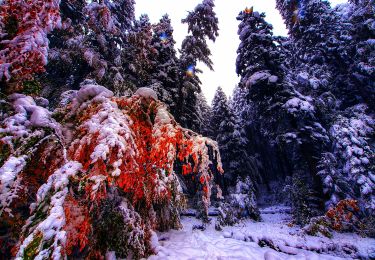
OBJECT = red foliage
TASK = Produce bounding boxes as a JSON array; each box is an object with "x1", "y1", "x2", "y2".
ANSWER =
[
  {"x1": 326, "y1": 199, "x2": 360, "y2": 231},
  {"x1": 64, "y1": 194, "x2": 91, "y2": 255},
  {"x1": 0, "y1": 0, "x2": 61, "y2": 86},
  {"x1": 69, "y1": 94, "x2": 223, "y2": 216}
]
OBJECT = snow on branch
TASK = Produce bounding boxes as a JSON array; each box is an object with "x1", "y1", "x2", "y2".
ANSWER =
[
  {"x1": 0, "y1": 0, "x2": 62, "y2": 86},
  {"x1": 1, "y1": 84, "x2": 223, "y2": 258}
]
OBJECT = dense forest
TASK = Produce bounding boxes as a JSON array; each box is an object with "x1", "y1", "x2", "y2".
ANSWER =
[{"x1": 0, "y1": 0, "x2": 374, "y2": 259}]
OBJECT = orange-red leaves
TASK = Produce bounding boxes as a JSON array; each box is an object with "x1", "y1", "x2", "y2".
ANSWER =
[
  {"x1": 64, "y1": 195, "x2": 91, "y2": 255},
  {"x1": 326, "y1": 199, "x2": 359, "y2": 231}
]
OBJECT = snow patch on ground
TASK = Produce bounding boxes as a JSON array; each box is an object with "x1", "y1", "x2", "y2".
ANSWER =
[{"x1": 149, "y1": 205, "x2": 375, "y2": 259}]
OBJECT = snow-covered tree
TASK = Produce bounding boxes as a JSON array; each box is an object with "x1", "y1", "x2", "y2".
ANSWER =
[
  {"x1": 211, "y1": 87, "x2": 227, "y2": 139},
  {"x1": 39, "y1": 0, "x2": 137, "y2": 102},
  {"x1": 178, "y1": 0, "x2": 219, "y2": 132},
  {"x1": 275, "y1": 0, "x2": 355, "y2": 106},
  {"x1": 127, "y1": 14, "x2": 157, "y2": 88},
  {"x1": 345, "y1": 0, "x2": 375, "y2": 109},
  {"x1": 320, "y1": 105, "x2": 374, "y2": 213},
  {"x1": 0, "y1": 0, "x2": 62, "y2": 92},
  {"x1": 236, "y1": 10, "x2": 283, "y2": 89},
  {"x1": 150, "y1": 14, "x2": 180, "y2": 114},
  {"x1": 211, "y1": 87, "x2": 260, "y2": 192},
  {"x1": 236, "y1": 8, "x2": 331, "y2": 222},
  {"x1": 0, "y1": 84, "x2": 223, "y2": 257},
  {"x1": 105, "y1": 0, "x2": 136, "y2": 32},
  {"x1": 217, "y1": 176, "x2": 260, "y2": 229},
  {"x1": 181, "y1": 0, "x2": 219, "y2": 70},
  {"x1": 196, "y1": 92, "x2": 213, "y2": 138}
]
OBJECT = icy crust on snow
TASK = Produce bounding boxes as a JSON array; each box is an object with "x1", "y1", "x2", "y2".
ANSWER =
[
  {"x1": 16, "y1": 161, "x2": 82, "y2": 260},
  {"x1": 0, "y1": 156, "x2": 26, "y2": 216},
  {"x1": 150, "y1": 208, "x2": 375, "y2": 260}
]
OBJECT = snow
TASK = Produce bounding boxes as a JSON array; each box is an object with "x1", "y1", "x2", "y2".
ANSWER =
[
  {"x1": 16, "y1": 161, "x2": 82, "y2": 260},
  {"x1": 245, "y1": 71, "x2": 271, "y2": 87},
  {"x1": 76, "y1": 83, "x2": 114, "y2": 104},
  {"x1": 149, "y1": 206, "x2": 375, "y2": 260},
  {"x1": 0, "y1": 156, "x2": 27, "y2": 216},
  {"x1": 4, "y1": 94, "x2": 57, "y2": 130},
  {"x1": 284, "y1": 97, "x2": 314, "y2": 115},
  {"x1": 135, "y1": 87, "x2": 158, "y2": 100}
]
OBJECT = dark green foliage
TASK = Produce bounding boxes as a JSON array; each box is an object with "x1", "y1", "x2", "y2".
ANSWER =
[
  {"x1": 303, "y1": 216, "x2": 333, "y2": 238},
  {"x1": 93, "y1": 195, "x2": 148, "y2": 259},
  {"x1": 22, "y1": 80, "x2": 42, "y2": 96},
  {"x1": 285, "y1": 175, "x2": 313, "y2": 225},
  {"x1": 177, "y1": 0, "x2": 219, "y2": 132}
]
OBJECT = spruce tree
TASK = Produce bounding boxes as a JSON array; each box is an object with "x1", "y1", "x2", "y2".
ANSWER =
[
  {"x1": 211, "y1": 87, "x2": 260, "y2": 190},
  {"x1": 211, "y1": 87, "x2": 227, "y2": 139},
  {"x1": 236, "y1": 8, "x2": 329, "y2": 222},
  {"x1": 196, "y1": 92, "x2": 214, "y2": 138},
  {"x1": 150, "y1": 14, "x2": 180, "y2": 115},
  {"x1": 127, "y1": 14, "x2": 157, "y2": 88},
  {"x1": 275, "y1": 0, "x2": 355, "y2": 106},
  {"x1": 39, "y1": 0, "x2": 138, "y2": 103},
  {"x1": 178, "y1": 0, "x2": 219, "y2": 132},
  {"x1": 346, "y1": 0, "x2": 375, "y2": 109}
]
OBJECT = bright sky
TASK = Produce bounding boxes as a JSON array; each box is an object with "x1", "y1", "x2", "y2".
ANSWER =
[{"x1": 135, "y1": 0, "x2": 347, "y2": 103}]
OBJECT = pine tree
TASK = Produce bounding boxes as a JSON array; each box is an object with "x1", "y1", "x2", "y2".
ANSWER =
[
  {"x1": 275, "y1": 0, "x2": 355, "y2": 106},
  {"x1": 105, "y1": 0, "x2": 135, "y2": 32},
  {"x1": 178, "y1": 0, "x2": 219, "y2": 132},
  {"x1": 127, "y1": 14, "x2": 157, "y2": 89},
  {"x1": 236, "y1": 8, "x2": 330, "y2": 220},
  {"x1": 236, "y1": 11, "x2": 283, "y2": 89},
  {"x1": 211, "y1": 87, "x2": 227, "y2": 139},
  {"x1": 196, "y1": 92, "x2": 213, "y2": 137},
  {"x1": 150, "y1": 14, "x2": 180, "y2": 115},
  {"x1": 346, "y1": 0, "x2": 375, "y2": 109},
  {"x1": 39, "y1": 0, "x2": 138, "y2": 103},
  {"x1": 211, "y1": 87, "x2": 260, "y2": 190}
]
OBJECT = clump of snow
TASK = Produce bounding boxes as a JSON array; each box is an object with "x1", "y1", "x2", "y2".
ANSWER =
[
  {"x1": 105, "y1": 251, "x2": 117, "y2": 260},
  {"x1": 58, "y1": 90, "x2": 78, "y2": 108},
  {"x1": 135, "y1": 87, "x2": 158, "y2": 100},
  {"x1": 6, "y1": 94, "x2": 56, "y2": 129},
  {"x1": 76, "y1": 83, "x2": 114, "y2": 104},
  {"x1": 0, "y1": 94, "x2": 62, "y2": 161},
  {"x1": 16, "y1": 161, "x2": 82, "y2": 259},
  {"x1": 150, "y1": 231, "x2": 160, "y2": 252},
  {"x1": 70, "y1": 96, "x2": 137, "y2": 194},
  {"x1": 283, "y1": 96, "x2": 315, "y2": 115},
  {"x1": 35, "y1": 97, "x2": 49, "y2": 108},
  {"x1": 0, "y1": 156, "x2": 27, "y2": 216},
  {"x1": 246, "y1": 71, "x2": 271, "y2": 87}
]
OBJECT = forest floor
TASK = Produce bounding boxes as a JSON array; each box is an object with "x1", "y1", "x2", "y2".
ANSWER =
[{"x1": 149, "y1": 205, "x2": 375, "y2": 259}]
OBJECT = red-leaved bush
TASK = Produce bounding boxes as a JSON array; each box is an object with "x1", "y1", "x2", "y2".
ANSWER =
[
  {"x1": 0, "y1": 84, "x2": 223, "y2": 258},
  {"x1": 326, "y1": 199, "x2": 360, "y2": 231},
  {"x1": 0, "y1": 0, "x2": 61, "y2": 87}
]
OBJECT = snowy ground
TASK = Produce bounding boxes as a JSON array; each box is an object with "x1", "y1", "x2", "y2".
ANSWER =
[{"x1": 149, "y1": 206, "x2": 375, "y2": 260}]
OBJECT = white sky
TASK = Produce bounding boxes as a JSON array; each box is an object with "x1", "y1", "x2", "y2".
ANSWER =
[{"x1": 135, "y1": 0, "x2": 347, "y2": 103}]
